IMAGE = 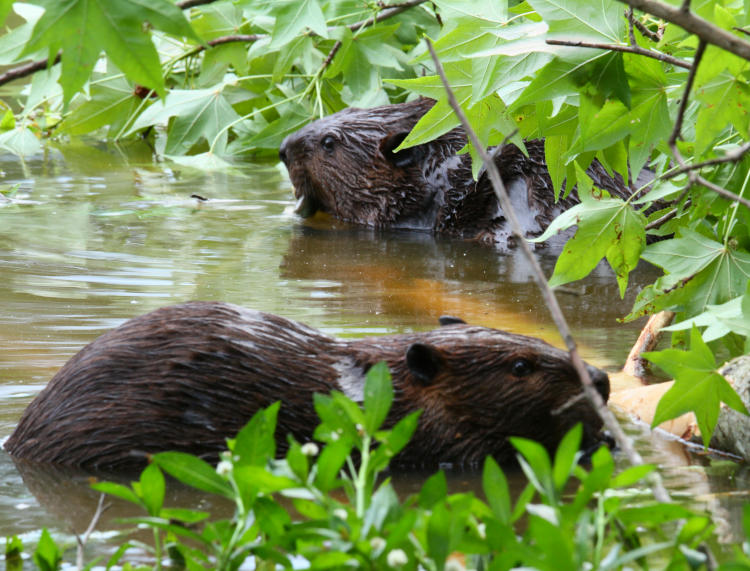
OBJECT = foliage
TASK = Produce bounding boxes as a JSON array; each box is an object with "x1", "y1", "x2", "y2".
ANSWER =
[
  {"x1": 0, "y1": 0, "x2": 748, "y2": 448},
  {"x1": 6, "y1": 364, "x2": 750, "y2": 570}
]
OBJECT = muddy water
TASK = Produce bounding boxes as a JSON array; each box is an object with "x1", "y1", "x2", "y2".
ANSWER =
[{"x1": 0, "y1": 142, "x2": 747, "y2": 561}]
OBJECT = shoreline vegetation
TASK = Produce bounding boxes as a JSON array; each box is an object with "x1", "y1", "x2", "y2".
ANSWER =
[{"x1": 1, "y1": 0, "x2": 749, "y2": 568}]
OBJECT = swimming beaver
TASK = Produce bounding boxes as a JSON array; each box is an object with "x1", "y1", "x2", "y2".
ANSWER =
[
  {"x1": 280, "y1": 99, "x2": 649, "y2": 247},
  {"x1": 5, "y1": 301, "x2": 610, "y2": 471}
]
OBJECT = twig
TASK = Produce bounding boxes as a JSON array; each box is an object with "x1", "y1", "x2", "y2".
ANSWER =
[
  {"x1": 736, "y1": 27, "x2": 750, "y2": 38},
  {"x1": 545, "y1": 38, "x2": 690, "y2": 69},
  {"x1": 76, "y1": 494, "x2": 109, "y2": 570},
  {"x1": 617, "y1": 0, "x2": 750, "y2": 61},
  {"x1": 425, "y1": 38, "x2": 672, "y2": 504},
  {"x1": 664, "y1": 142, "x2": 750, "y2": 178},
  {"x1": 627, "y1": 8, "x2": 663, "y2": 42},
  {"x1": 0, "y1": 52, "x2": 61, "y2": 88}
]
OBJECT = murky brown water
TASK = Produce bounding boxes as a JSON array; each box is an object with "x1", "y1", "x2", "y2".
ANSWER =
[{"x1": 0, "y1": 141, "x2": 748, "y2": 563}]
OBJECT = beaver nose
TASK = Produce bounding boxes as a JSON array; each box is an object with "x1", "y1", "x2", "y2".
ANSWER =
[{"x1": 586, "y1": 365, "x2": 610, "y2": 402}]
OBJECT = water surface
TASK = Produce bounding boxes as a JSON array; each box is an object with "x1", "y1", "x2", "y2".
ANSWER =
[{"x1": 0, "y1": 141, "x2": 747, "y2": 562}]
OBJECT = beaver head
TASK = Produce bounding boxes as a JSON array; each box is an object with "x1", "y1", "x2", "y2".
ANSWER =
[
  {"x1": 350, "y1": 319, "x2": 610, "y2": 466},
  {"x1": 279, "y1": 99, "x2": 472, "y2": 230}
]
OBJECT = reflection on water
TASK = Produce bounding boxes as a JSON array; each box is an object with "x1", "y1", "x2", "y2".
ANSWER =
[{"x1": 0, "y1": 142, "x2": 746, "y2": 560}]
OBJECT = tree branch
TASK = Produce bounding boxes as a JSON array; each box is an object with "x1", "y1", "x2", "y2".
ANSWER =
[
  {"x1": 426, "y1": 37, "x2": 672, "y2": 505},
  {"x1": 545, "y1": 38, "x2": 690, "y2": 69},
  {"x1": 617, "y1": 0, "x2": 750, "y2": 61},
  {"x1": 664, "y1": 142, "x2": 750, "y2": 179},
  {"x1": 0, "y1": 52, "x2": 60, "y2": 88}
]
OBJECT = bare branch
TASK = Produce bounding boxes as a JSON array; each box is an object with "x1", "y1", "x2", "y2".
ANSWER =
[
  {"x1": 425, "y1": 38, "x2": 672, "y2": 504},
  {"x1": 0, "y1": 52, "x2": 61, "y2": 88},
  {"x1": 665, "y1": 142, "x2": 750, "y2": 179},
  {"x1": 736, "y1": 27, "x2": 750, "y2": 38},
  {"x1": 545, "y1": 38, "x2": 690, "y2": 69},
  {"x1": 617, "y1": 0, "x2": 750, "y2": 61},
  {"x1": 76, "y1": 494, "x2": 109, "y2": 570},
  {"x1": 694, "y1": 174, "x2": 750, "y2": 209}
]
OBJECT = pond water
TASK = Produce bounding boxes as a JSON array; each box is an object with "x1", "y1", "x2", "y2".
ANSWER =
[{"x1": 0, "y1": 142, "x2": 748, "y2": 564}]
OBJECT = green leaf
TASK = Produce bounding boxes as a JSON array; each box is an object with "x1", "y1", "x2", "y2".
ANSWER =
[
  {"x1": 427, "y1": 501, "x2": 453, "y2": 570},
  {"x1": 137, "y1": 462, "x2": 165, "y2": 517},
  {"x1": 61, "y1": 76, "x2": 136, "y2": 135},
  {"x1": 528, "y1": 0, "x2": 624, "y2": 43},
  {"x1": 611, "y1": 464, "x2": 656, "y2": 488},
  {"x1": 0, "y1": 0, "x2": 12, "y2": 27},
  {"x1": 269, "y1": 0, "x2": 327, "y2": 50},
  {"x1": 511, "y1": 437, "x2": 555, "y2": 501},
  {"x1": 635, "y1": 230, "x2": 750, "y2": 316},
  {"x1": 363, "y1": 361, "x2": 393, "y2": 435},
  {"x1": 535, "y1": 188, "x2": 647, "y2": 297},
  {"x1": 552, "y1": 423, "x2": 582, "y2": 492},
  {"x1": 232, "y1": 401, "x2": 280, "y2": 467},
  {"x1": 419, "y1": 471, "x2": 448, "y2": 509},
  {"x1": 128, "y1": 85, "x2": 241, "y2": 155},
  {"x1": 645, "y1": 326, "x2": 749, "y2": 445},
  {"x1": 0, "y1": 127, "x2": 41, "y2": 156},
  {"x1": 695, "y1": 73, "x2": 750, "y2": 155},
  {"x1": 151, "y1": 451, "x2": 234, "y2": 499},
  {"x1": 22, "y1": 0, "x2": 185, "y2": 102},
  {"x1": 314, "y1": 438, "x2": 351, "y2": 492},
  {"x1": 483, "y1": 456, "x2": 511, "y2": 524},
  {"x1": 90, "y1": 481, "x2": 143, "y2": 506},
  {"x1": 32, "y1": 529, "x2": 61, "y2": 571},
  {"x1": 545, "y1": 135, "x2": 569, "y2": 199}
]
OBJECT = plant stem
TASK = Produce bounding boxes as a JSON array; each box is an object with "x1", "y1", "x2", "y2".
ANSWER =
[{"x1": 355, "y1": 434, "x2": 372, "y2": 519}]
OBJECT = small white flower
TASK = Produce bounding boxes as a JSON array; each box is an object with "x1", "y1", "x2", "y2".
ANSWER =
[
  {"x1": 301, "y1": 442, "x2": 319, "y2": 456},
  {"x1": 445, "y1": 558, "x2": 466, "y2": 571},
  {"x1": 370, "y1": 537, "x2": 386, "y2": 552},
  {"x1": 477, "y1": 522, "x2": 486, "y2": 539},
  {"x1": 333, "y1": 508, "x2": 348, "y2": 520},
  {"x1": 387, "y1": 548, "x2": 408, "y2": 567},
  {"x1": 216, "y1": 460, "x2": 233, "y2": 476}
]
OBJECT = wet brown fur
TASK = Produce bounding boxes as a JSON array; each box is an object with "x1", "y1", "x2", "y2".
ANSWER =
[
  {"x1": 5, "y1": 301, "x2": 609, "y2": 471},
  {"x1": 280, "y1": 99, "x2": 650, "y2": 246}
]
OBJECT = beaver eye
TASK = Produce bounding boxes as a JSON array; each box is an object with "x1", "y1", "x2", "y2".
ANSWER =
[
  {"x1": 510, "y1": 358, "x2": 533, "y2": 378},
  {"x1": 321, "y1": 135, "x2": 336, "y2": 153}
]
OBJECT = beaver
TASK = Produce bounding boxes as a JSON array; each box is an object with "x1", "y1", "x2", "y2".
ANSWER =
[
  {"x1": 4, "y1": 301, "x2": 610, "y2": 471},
  {"x1": 279, "y1": 99, "x2": 651, "y2": 247}
]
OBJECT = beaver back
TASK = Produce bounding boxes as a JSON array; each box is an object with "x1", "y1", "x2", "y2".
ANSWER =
[{"x1": 5, "y1": 302, "x2": 610, "y2": 470}]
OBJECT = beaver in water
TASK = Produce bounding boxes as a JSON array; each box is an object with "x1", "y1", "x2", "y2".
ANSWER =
[
  {"x1": 280, "y1": 99, "x2": 650, "y2": 247},
  {"x1": 5, "y1": 301, "x2": 610, "y2": 471}
]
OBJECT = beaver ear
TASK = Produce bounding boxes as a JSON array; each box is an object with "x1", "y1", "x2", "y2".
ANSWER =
[
  {"x1": 438, "y1": 315, "x2": 466, "y2": 326},
  {"x1": 380, "y1": 132, "x2": 424, "y2": 168},
  {"x1": 406, "y1": 343, "x2": 445, "y2": 385}
]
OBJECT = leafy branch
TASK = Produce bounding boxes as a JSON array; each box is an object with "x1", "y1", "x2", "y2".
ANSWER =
[
  {"x1": 617, "y1": 0, "x2": 750, "y2": 60},
  {"x1": 425, "y1": 38, "x2": 672, "y2": 504}
]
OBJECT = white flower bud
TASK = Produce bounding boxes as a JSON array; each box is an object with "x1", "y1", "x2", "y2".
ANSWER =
[
  {"x1": 216, "y1": 460, "x2": 233, "y2": 476},
  {"x1": 370, "y1": 537, "x2": 386, "y2": 552},
  {"x1": 333, "y1": 508, "x2": 348, "y2": 520},
  {"x1": 301, "y1": 442, "x2": 319, "y2": 456},
  {"x1": 387, "y1": 548, "x2": 408, "y2": 567}
]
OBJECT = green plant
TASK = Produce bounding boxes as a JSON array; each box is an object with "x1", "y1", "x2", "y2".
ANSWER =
[{"x1": 4, "y1": 363, "x2": 738, "y2": 570}]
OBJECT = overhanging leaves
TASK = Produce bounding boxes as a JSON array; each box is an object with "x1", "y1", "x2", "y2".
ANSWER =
[{"x1": 23, "y1": 0, "x2": 198, "y2": 103}]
